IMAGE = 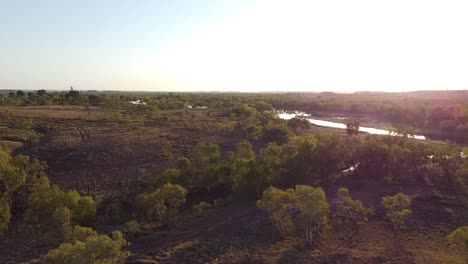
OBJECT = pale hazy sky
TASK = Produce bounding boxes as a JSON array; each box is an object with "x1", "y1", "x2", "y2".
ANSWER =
[{"x1": 1, "y1": 0, "x2": 468, "y2": 92}]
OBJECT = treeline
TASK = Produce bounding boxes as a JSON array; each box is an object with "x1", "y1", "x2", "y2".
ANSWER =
[
  {"x1": 3, "y1": 90, "x2": 468, "y2": 141},
  {"x1": 265, "y1": 92, "x2": 468, "y2": 141}
]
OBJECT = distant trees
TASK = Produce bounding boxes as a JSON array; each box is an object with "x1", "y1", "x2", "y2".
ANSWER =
[
  {"x1": 345, "y1": 119, "x2": 360, "y2": 136},
  {"x1": 381, "y1": 193, "x2": 412, "y2": 233},
  {"x1": 287, "y1": 117, "x2": 311, "y2": 134},
  {"x1": 262, "y1": 124, "x2": 292, "y2": 145},
  {"x1": 448, "y1": 226, "x2": 468, "y2": 262}
]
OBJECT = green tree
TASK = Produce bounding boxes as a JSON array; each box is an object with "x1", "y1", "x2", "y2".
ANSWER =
[
  {"x1": 192, "y1": 142, "x2": 221, "y2": 190},
  {"x1": 381, "y1": 192, "x2": 412, "y2": 233},
  {"x1": 345, "y1": 119, "x2": 360, "y2": 136},
  {"x1": 134, "y1": 183, "x2": 187, "y2": 222},
  {"x1": 234, "y1": 141, "x2": 255, "y2": 160},
  {"x1": 193, "y1": 201, "x2": 212, "y2": 216},
  {"x1": 295, "y1": 185, "x2": 329, "y2": 248},
  {"x1": 53, "y1": 207, "x2": 72, "y2": 241},
  {"x1": 287, "y1": 117, "x2": 311, "y2": 134},
  {"x1": 75, "y1": 196, "x2": 97, "y2": 225},
  {"x1": 256, "y1": 186, "x2": 298, "y2": 239},
  {"x1": 0, "y1": 194, "x2": 11, "y2": 234},
  {"x1": 25, "y1": 176, "x2": 97, "y2": 232},
  {"x1": 448, "y1": 226, "x2": 468, "y2": 263},
  {"x1": 262, "y1": 124, "x2": 292, "y2": 145},
  {"x1": 155, "y1": 168, "x2": 184, "y2": 187},
  {"x1": 235, "y1": 143, "x2": 282, "y2": 195},
  {"x1": 335, "y1": 187, "x2": 373, "y2": 243},
  {"x1": 44, "y1": 229, "x2": 130, "y2": 264}
]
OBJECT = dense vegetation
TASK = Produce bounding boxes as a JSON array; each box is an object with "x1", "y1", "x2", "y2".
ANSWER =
[{"x1": 0, "y1": 89, "x2": 467, "y2": 263}]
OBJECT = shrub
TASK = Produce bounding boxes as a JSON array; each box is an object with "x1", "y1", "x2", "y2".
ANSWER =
[{"x1": 193, "y1": 201, "x2": 212, "y2": 216}]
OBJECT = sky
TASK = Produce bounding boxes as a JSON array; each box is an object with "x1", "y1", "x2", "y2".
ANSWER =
[{"x1": 1, "y1": 0, "x2": 468, "y2": 92}]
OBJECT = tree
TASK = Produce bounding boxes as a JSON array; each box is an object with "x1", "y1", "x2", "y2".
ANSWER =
[
  {"x1": 43, "y1": 228, "x2": 130, "y2": 264},
  {"x1": 256, "y1": 186, "x2": 298, "y2": 239},
  {"x1": 448, "y1": 226, "x2": 468, "y2": 263},
  {"x1": 262, "y1": 124, "x2": 292, "y2": 145},
  {"x1": 134, "y1": 183, "x2": 187, "y2": 222},
  {"x1": 295, "y1": 185, "x2": 329, "y2": 248},
  {"x1": 155, "y1": 168, "x2": 184, "y2": 187},
  {"x1": 241, "y1": 143, "x2": 283, "y2": 195},
  {"x1": 75, "y1": 196, "x2": 97, "y2": 225},
  {"x1": 0, "y1": 194, "x2": 11, "y2": 235},
  {"x1": 335, "y1": 187, "x2": 373, "y2": 241},
  {"x1": 16, "y1": 90, "x2": 25, "y2": 98},
  {"x1": 192, "y1": 142, "x2": 221, "y2": 190},
  {"x1": 287, "y1": 117, "x2": 311, "y2": 134},
  {"x1": 234, "y1": 141, "x2": 255, "y2": 160},
  {"x1": 53, "y1": 207, "x2": 72, "y2": 241},
  {"x1": 25, "y1": 176, "x2": 97, "y2": 232},
  {"x1": 381, "y1": 193, "x2": 412, "y2": 233},
  {"x1": 345, "y1": 119, "x2": 360, "y2": 136}
]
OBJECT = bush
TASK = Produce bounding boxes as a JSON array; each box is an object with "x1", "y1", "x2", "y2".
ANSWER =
[
  {"x1": 262, "y1": 124, "x2": 291, "y2": 145},
  {"x1": 193, "y1": 201, "x2": 212, "y2": 216},
  {"x1": 43, "y1": 228, "x2": 130, "y2": 264},
  {"x1": 9, "y1": 117, "x2": 34, "y2": 129}
]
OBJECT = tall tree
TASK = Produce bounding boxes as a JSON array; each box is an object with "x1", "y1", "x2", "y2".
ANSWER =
[
  {"x1": 295, "y1": 185, "x2": 329, "y2": 248},
  {"x1": 256, "y1": 186, "x2": 298, "y2": 239},
  {"x1": 381, "y1": 193, "x2": 412, "y2": 233}
]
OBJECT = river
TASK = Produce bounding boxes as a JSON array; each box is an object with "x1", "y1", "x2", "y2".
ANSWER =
[{"x1": 277, "y1": 111, "x2": 426, "y2": 140}]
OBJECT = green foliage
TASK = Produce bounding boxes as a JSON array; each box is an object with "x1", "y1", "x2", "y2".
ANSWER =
[
  {"x1": 448, "y1": 226, "x2": 468, "y2": 260},
  {"x1": 232, "y1": 143, "x2": 282, "y2": 195},
  {"x1": 25, "y1": 176, "x2": 97, "y2": 233},
  {"x1": 53, "y1": 206, "x2": 72, "y2": 241},
  {"x1": 134, "y1": 183, "x2": 188, "y2": 222},
  {"x1": 287, "y1": 117, "x2": 311, "y2": 134},
  {"x1": 0, "y1": 148, "x2": 27, "y2": 198},
  {"x1": 9, "y1": 116, "x2": 34, "y2": 129},
  {"x1": 193, "y1": 201, "x2": 212, "y2": 216},
  {"x1": 0, "y1": 194, "x2": 11, "y2": 234},
  {"x1": 243, "y1": 124, "x2": 262, "y2": 139},
  {"x1": 234, "y1": 141, "x2": 255, "y2": 160},
  {"x1": 175, "y1": 157, "x2": 192, "y2": 172},
  {"x1": 262, "y1": 123, "x2": 292, "y2": 145},
  {"x1": 155, "y1": 168, "x2": 187, "y2": 187},
  {"x1": 345, "y1": 119, "x2": 360, "y2": 136},
  {"x1": 295, "y1": 185, "x2": 329, "y2": 247},
  {"x1": 256, "y1": 186, "x2": 298, "y2": 238},
  {"x1": 381, "y1": 192, "x2": 412, "y2": 232},
  {"x1": 230, "y1": 104, "x2": 258, "y2": 118},
  {"x1": 283, "y1": 135, "x2": 348, "y2": 185},
  {"x1": 75, "y1": 196, "x2": 97, "y2": 225},
  {"x1": 122, "y1": 219, "x2": 141, "y2": 234},
  {"x1": 43, "y1": 228, "x2": 130, "y2": 264},
  {"x1": 192, "y1": 142, "x2": 221, "y2": 190},
  {"x1": 335, "y1": 187, "x2": 373, "y2": 227}
]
